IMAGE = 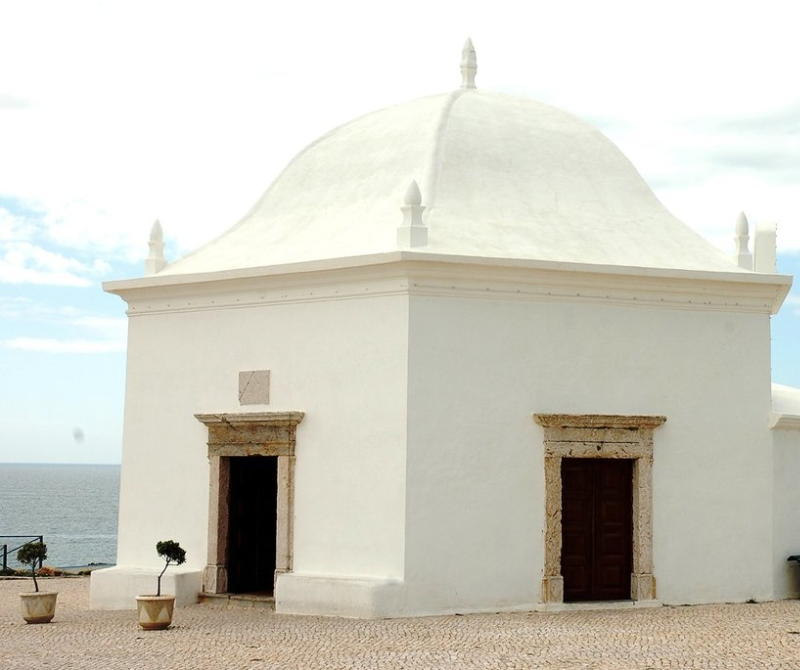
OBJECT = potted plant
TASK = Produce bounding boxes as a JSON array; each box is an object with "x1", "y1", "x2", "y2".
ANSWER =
[
  {"x1": 17, "y1": 542, "x2": 58, "y2": 624},
  {"x1": 136, "y1": 540, "x2": 186, "y2": 630}
]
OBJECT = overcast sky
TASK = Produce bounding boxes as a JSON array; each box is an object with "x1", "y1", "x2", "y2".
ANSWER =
[{"x1": 1, "y1": 0, "x2": 798, "y2": 463}]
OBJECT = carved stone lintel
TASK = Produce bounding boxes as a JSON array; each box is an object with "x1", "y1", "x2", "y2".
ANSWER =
[
  {"x1": 196, "y1": 412, "x2": 305, "y2": 458},
  {"x1": 534, "y1": 414, "x2": 667, "y2": 430}
]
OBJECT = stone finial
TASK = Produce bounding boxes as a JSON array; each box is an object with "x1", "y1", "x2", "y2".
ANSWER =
[
  {"x1": 460, "y1": 38, "x2": 477, "y2": 89},
  {"x1": 145, "y1": 219, "x2": 167, "y2": 275},
  {"x1": 734, "y1": 212, "x2": 753, "y2": 270},
  {"x1": 404, "y1": 180, "x2": 422, "y2": 209},
  {"x1": 397, "y1": 180, "x2": 428, "y2": 248}
]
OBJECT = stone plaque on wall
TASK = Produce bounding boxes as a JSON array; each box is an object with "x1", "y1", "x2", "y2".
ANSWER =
[{"x1": 239, "y1": 370, "x2": 270, "y2": 405}]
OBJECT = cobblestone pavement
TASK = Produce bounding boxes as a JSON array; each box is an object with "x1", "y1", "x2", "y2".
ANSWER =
[{"x1": 2, "y1": 577, "x2": 800, "y2": 669}]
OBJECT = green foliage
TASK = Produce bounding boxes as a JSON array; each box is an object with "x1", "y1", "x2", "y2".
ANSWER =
[
  {"x1": 16, "y1": 541, "x2": 47, "y2": 567},
  {"x1": 16, "y1": 542, "x2": 47, "y2": 593},
  {"x1": 156, "y1": 540, "x2": 186, "y2": 566},
  {"x1": 155, "y1": 540, "x2": 186, "y2": 597}
]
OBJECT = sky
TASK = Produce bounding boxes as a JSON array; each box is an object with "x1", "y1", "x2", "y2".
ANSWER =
[{"x1": 1, "y1": 0, "x2": 798, "y2": 464}]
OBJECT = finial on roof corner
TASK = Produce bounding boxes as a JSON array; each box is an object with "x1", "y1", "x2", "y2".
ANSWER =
[
  {"x1": 735, "y1": 211, "x2": 749, "y2": 236},
  {"x1": 734, "y1": 212, "x2": 753, "y2": 270},
  {"x1": 404, "y1": 180, "x2": 422, "y2": 207},
  {"x1": 460, "y1": 38, "x2": 477, "y2": 90},
  {"x1": 145, "y1": 219, "x2": 167, "y2": 275},
  {"x1": 398, "y1": 180, "x2": 428, "y2": 248}
]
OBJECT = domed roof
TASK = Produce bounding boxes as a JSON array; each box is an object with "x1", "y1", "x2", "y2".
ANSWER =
[{"x1": 159, "y1": 79, "x2": 742, "y2": 277}]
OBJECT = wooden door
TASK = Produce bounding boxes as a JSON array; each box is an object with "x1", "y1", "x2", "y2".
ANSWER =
[
  {"x1": 227, "y1": 456, "x2": 278, "y2": 594},
  {"x1": 561, "y1": 458, "x2": 633, "y2": 602}
]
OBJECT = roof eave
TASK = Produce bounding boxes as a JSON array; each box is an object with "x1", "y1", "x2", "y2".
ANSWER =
[{"x1": 103, "y1": 251, "x2": 793, "y2": 315}]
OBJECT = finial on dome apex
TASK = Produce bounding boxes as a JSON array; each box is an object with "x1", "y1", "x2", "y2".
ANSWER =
[
  {"x1": 397, "y1": 180, "x2": 428, "y2": 249},
  {"x1": 460, "y1": 38, "x2": 477, "y2": 90},
  {"x1": 145, "y1": 219, "x2": 167, "y2": 275}
]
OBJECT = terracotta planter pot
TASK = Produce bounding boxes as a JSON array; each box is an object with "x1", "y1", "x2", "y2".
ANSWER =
[
  {"x1": 20, "y1": 592, "x2": 58, "y2": 624},
  {"x1": 136, "y1": 595, "x2": 176, "y2": 630}
]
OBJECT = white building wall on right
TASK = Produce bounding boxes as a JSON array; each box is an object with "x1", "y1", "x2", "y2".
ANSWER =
[
  {"x1": 773, "y1": 427, "x2": 800, "y2": 599},
  {"x1": 403, "y1": 290, "x2": 774, "y2": 613}
]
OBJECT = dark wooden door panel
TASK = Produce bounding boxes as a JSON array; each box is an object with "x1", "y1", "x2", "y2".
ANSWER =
[
  {"x1": 561, "y1": 458, "x2": 633, "y2": 602},
  {"x1": 227, "y1": 456, "x2": 278, "y2": 594}
]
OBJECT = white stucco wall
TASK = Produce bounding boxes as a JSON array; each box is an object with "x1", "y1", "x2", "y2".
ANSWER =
[
  {"x1": 402, "y1": 292, "x2": 774, "y2": 614},
  {"x1": 773, "y1": 428, "x2": 800, "y2": 599},
  {"x1": 92, "y1": 288, "x2": 409, "y2": 609},
  {"x1": 94, "y1": 258, "x2": 785, "y2": 616}
]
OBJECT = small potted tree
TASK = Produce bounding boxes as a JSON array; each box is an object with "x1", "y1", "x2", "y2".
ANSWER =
[
  {"x1": 136, "y1": 540, "x2": 186, "y2": 630},
  {"x1": 17, "y1": 541, "x2": 58, "y2": 624}
]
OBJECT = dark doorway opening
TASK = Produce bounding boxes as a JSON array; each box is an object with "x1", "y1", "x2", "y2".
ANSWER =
[
  {"x1": 227, "y1": 456, "x2": 278, "y2": 594},
  {"x1": 561, "y1": 458, "x2": 633, "y2": 602}
]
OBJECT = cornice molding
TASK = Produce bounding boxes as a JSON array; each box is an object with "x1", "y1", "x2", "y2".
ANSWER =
[
  {"x1": 769, "y1": 413, "x2": 800, "y2": 431},
  {"x1": 105, "y1": 255, "x2": 791, "y2": 317}
]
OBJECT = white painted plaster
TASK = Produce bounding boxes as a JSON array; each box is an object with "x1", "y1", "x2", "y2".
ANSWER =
[
  {"x1": 96, "y1": 72, "x2": 798, "y2": 617},
  {"x1": 97, "y1": 255, "x2": 797, "y2": 616},
  {"x1": 402, "y1": 293, "x2": 774, "y2": 612},
  {"x1": 770, "y1": 383, "x2": 800, "y2": 429},
  {"x1": 276, "y1": 574, "x2": 405, "y2": 618},
  {"x1": 773, "y1": 429, "x2": 800, "y2": 599},
  {"x1": 94, "y1": 287, "x2": 408, "y2": 611},
  {"x1": 754, "y1": 222, "x2": 777, "y2": 273},
  {"x1": 156, "y1": 91, "x2": 749, "y2": 277},
  {"x1": 770, "y1": 383, "x2": 800, "y2": 599},
  {"x1": 90, "y1": 566, "x2": 202, "y2": 610}
]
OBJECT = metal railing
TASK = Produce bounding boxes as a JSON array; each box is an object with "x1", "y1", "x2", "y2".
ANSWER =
[{"x1": 1, "y1": 536, "x2": 45, "y2": 572}]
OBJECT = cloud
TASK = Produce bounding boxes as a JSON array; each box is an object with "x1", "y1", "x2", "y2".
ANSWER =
[
  {"x1": 69, "y1": 315, "x2": 127, "y2": 341},
  {"x1": 0, "y1": 307, "x2": 128, "y2": 354},
  {"x1": 2, "y1": 337, "x2": 125, "y2": 353},
  {"x1": 0, "y1": 93, "x2": 34, "y2": 109},
  {"x1": 785, "y1": 294, "x2": 800, "y2": 317},
  {"x1": 0, "y1": 204, "x2": 119, "y2": 286},
  {"x1": 0, "y1": 296, "x2": 34, "y2": 318},
  {"x1": 713, "y1": 103, "x2": 800, "y2": 137},
  {"x1": 0, "y1": 241, "x2": 94, "y2": 286},
  {"x1": 0, "y1": 296, "x2": 83, "y2": 320},
  {"x1": 0, "y1": 298, "x2": 127, "y2": 353},
  {"x1": 0, "y1": 206, "x2": 37, "y2": 241}
]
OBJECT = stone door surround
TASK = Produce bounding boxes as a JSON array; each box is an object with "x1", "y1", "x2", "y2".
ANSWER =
[
  {"x1": 195, "y1": 412, "x2": 304, "y2": 595},
  {"x1": 533, "y1": 414, "x2": 666, "y2": 605}
]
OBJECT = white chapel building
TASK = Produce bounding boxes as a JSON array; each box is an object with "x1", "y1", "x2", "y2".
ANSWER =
[{"x1": 91, "y1": 42, "x2": 800, "y2": 617}]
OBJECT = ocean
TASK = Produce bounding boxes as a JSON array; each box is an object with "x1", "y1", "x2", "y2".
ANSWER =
[{"x1": 0, "y1": 463, "x2": 120, "y2": 569}]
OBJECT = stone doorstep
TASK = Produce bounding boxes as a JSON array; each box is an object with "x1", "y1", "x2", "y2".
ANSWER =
[
  {"x1": 198, "y1": 592, "x2": 275, "y2": 611},
  {"x1": 535, "y1": 599, "x2": 663, "y2": 612}
]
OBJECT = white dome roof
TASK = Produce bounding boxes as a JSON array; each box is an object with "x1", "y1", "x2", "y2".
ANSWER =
[{"x1": 160, "y1": 88, "x2": 742, "y2": 277}]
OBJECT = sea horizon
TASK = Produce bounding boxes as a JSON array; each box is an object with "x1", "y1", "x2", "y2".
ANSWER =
[
  {"x1": 0, "y1": 463, "x2": 120, "y2": 568},
  {"x1": 0, "y1": 461, "x2": 121, "y2": 466}
]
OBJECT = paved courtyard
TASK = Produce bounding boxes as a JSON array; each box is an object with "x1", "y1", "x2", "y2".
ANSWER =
[{"x1": 2, "y1": 577, "x2": 800, "y2": 669}]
